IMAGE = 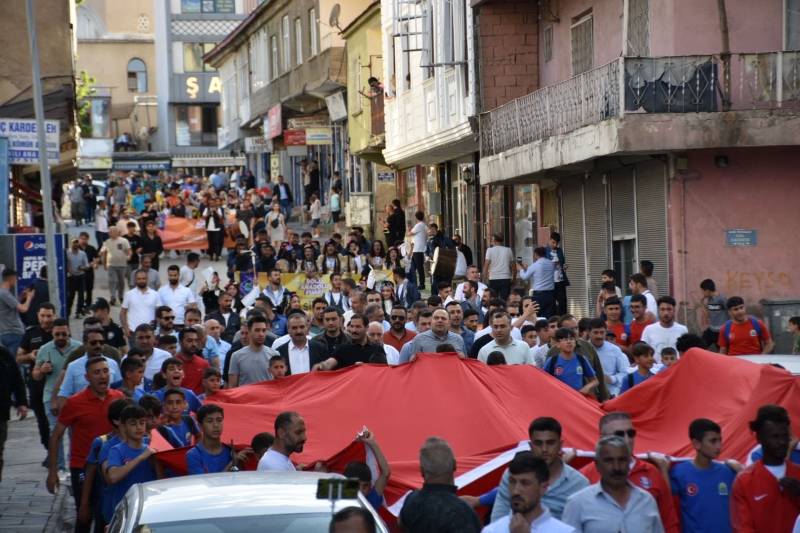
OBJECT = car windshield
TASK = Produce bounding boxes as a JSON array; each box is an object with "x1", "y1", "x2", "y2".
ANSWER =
[{"x1": 135, "y1": 514, "x2": 344, "y2": 533}]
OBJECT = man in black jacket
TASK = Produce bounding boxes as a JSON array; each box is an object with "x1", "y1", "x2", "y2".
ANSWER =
[
  {"x1": 205, "y1": 292, "x2": 241, "y2": 344},
  {"x1": 275, "y1": 175, "x2": 294, "y2": 220},
  {"x1": 0, "y1": 345, "x2": 28, "y2": 482},
  {"x1": 277, "y1": 313, "x2": 327, "y2": 376}
]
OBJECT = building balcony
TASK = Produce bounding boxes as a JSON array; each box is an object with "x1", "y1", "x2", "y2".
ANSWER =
[{"x1": 479, "y1": 51, "x2": 800, "y2": 184}]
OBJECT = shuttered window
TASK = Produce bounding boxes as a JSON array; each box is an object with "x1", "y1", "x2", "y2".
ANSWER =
[
  {"x1": 634, "y1": 160, "x2": 669, "y2": 293},
  {"x1": 561, "y1": 180, "x2": 589, "y2": 318},
  {"x1": 571, "y1": 14, "x2": 593, "y2": 76}
]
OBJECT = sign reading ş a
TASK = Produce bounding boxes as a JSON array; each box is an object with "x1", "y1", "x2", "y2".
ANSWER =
[
  {"x1": 0, "y1": 118, "x2": 60, "y2": 165},
  {"x1": 726, "y1": 229, "x2": 758, "y2": 247}
]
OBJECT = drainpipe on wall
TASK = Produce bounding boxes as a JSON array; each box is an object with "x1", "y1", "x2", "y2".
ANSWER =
[
  {"x1": 717, "y1": 0, "x2": 733, "y2": 111},
  {"x1": 621, "y1": 0, "x2": 630, "y2": 57}
]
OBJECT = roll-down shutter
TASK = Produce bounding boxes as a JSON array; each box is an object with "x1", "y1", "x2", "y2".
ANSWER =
[
  {"x1": 610, "y1": 167, "x2": 636, "y2": 239},
  {"x1": 561, "y1": 179, "x2": 589, "y2": 318},
  {"x1": 583, "y1": 172, "x2": 608, "y2": 316},
  {"x1": 635, "y1": 160, "x2": 669, "y2": 294}
]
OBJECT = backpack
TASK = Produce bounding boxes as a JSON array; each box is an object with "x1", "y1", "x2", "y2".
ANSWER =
[
  {"x1": 545, "y1": 353, "x2": 594, "y2": 388},
  {"x1": 722, "y1": 317, "x2": 762, "y2": 344}
]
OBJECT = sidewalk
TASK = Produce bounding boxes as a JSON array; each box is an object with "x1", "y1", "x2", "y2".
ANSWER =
[{"x1": 0, "y1": 417, "x2": 70, "y2": 533}]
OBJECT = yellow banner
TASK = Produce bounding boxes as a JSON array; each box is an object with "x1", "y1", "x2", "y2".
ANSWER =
[{"x1": 257, "y1": 271, "x2": 394, "y2": 311}]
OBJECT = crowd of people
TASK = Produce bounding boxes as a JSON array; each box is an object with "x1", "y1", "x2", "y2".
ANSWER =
[{"x1": 0, "y1": 166, "x2": 798, "y2": 533}]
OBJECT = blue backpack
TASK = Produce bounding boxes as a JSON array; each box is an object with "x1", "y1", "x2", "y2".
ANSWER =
[{"x1": 722, "y1": 317, "x2": 762, "y2": 343}]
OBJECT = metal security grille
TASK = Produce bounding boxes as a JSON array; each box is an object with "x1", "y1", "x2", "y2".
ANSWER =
[
  {"x1": 571, "y1": 15, "x2": 593, "y2": 76},
  {"x1": 561, "y1": 180, "x2": 589, "y2": 318},
  {"x1": 610, "y1": 167, "x2": 636, "y2": 239},
  {"x1": 634, "y1": 160, "x2": 669, "y2": 293},
  {"x1": 583, "y1": 173, "x2": 608, "y2": 315},
  {"x1": 171, "y1": 20, "x2": 241, "y2": 37},
  {"x1": 628, "y1": 0, "x2": 651, "y2": 56}
]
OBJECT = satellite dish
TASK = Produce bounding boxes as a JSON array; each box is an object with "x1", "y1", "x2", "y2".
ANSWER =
[{"x1": 329, "y1": 4, "x2": 341, "y2": 29}]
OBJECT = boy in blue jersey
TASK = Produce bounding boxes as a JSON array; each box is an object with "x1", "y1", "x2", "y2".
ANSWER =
[
  {"x1": 105, "y1": 405, "x2": 163, "y2": 521},
  {"x1": 186, "y1": 404, "x2": 252, "y2": 474},
  {"x1": 659, "y1": 347, "x2": 678, "y2": 373},
  {"x1": 110, "y1": 357, "x2": 152, "y2": 400},
  {"x1": 670, "y1": 418, "x2": 740, "y2": 533},
  {"x1": 80, "y1": 397, "x2": 134, "y2": 531},
  {"x1": 546, "y1": 327, "x2": 599, "y2": 396},
  {"x1": 163, "y1": 388, "x2": 200, "y2": 447},
  {"x1": 342, "y1": 430, "x2": 392, "y2": 511},
  {"x1": 619, "y1": 342, "x2": 656, "y2": 394},
  {"x1": 139, "y1": 394, "x2": 183, "y2": 448},
  {"x1": 152, "y1": 358, "x2": 203, "y2": 413},
  {"x1": 197, "y1": 367, "x2": 221, "y2": 400}
]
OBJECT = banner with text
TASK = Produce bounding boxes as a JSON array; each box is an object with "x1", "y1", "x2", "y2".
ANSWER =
[
  {"x1": 157, "y1": 215, "x2": 240, "y2": 250},
  {"x1": 257, "y1": 271, "x2": 393, "y2": 310}
]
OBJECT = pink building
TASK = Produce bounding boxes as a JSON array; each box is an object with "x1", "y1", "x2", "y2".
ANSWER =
[{"x1": 475, "y1": 0, "x2": 800, "y2": 336}]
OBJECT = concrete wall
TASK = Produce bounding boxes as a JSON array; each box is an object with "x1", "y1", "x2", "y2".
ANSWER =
[
  {"x1": 669, "y1": 147, "x2": 800, "y2": 327},
  {"x1": 538, "y1": 0, "x2": 622, "y2": 88},
  {"x1": 344, "y1": 6, "x2": 383, "y2": 154},
  {"x1": 477, "y1": 0, "x2": 539, "y2": 111},
  {"x1": 0, "y1": 0, "x2": 74, "y2": 105}
]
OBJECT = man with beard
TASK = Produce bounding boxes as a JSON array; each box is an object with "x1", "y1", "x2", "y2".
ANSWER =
[
  {"x1": 206, "y1": 292, "x2": 241, "y2": 344},
  {"x1": 312, "y1": 315, "x2": 386, "y2": 370},
  {"x1": 483, "y1": 453, "x2": 575, "y2": 532},
  {"x1": 563, "y1": 436, "x2": 664, "y2": 533},
  {"x1": 158, "y1": 266, "x2": 197, "y2": 327},
  {"x1": 311, "y1": 307, "x2": 351, "y2": 356},
  {"x1": 228, "y1": 316, "x2": 279, "y2": 387},
  {"x1": 45, "y1": 357, "x2": 125, "y2": 530},
  {"x1": 177, "y1": 328, "x2": 209, "y2": 395},
  {"x1": 257, "y1": 411, "x2": 318, "y2": 471},
  {"x1": 383, "y1": 305, "x2": 415, "y2": 352},
  {"x1": 261, "y1": 269, "x2": 293, "y2": 314},
  {"x1": 120, "y1": 270, "x2": 163, "y2": 340}
]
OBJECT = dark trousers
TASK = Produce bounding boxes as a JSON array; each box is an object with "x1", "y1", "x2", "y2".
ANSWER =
[
  {"x1": 95, "y1": 231, "x2": 108, "y2": 250},
  {"x1": 67, "y1": 275, "x2": 86, "y2": 314},
  {"x1": 533, "y1": 290, "x2": 556, "y2": 319},
  {"x1": 555, "y1": 281, "x2": 568, "y2": 316},
  {"x1": 85, "y1": 203, "x2": 96, "y2": 223},
  {"x1": 489, "y1": 278, "x2": 513, "y2": 301},
  {"x1": 27, "y1": 377, "x2": 50, "y2": 449},
  {"x1": 83, "y1": 270, "x2": 95, "y2": 310},
  {"x1": 412, "y1": 252, "x2": 426, "y2": 289},
  {"x1": 0, "y1": 419, "x2": 7, "y2": 482},
  {"x1": 432, "y1": 275, "x2": 452, "y2": 292},
  {"x1": 207, "y1": 230, "x2": 223, "y2": 257},
  {"x1": 70, "y1": 467, "x2": 92, "y2": 533}
]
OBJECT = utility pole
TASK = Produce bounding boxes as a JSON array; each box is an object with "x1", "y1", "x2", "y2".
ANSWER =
[{"x1": 25, "y1": 0, "x2": 62, "y2": 315}]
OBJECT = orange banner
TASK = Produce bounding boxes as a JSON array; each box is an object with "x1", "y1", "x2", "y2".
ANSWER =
[{"x1": 157, "y1": 216, "x2": 209, "y2": 250}]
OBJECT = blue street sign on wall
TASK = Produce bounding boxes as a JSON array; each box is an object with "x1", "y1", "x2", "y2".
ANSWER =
[{"x1": 726, "y1": 229, "x2": 757, "y2": 247}]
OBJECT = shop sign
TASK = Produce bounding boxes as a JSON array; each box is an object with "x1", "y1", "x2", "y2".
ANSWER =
[{"x1": 0, "y1": 118, "x2": 60, "y2": 165}]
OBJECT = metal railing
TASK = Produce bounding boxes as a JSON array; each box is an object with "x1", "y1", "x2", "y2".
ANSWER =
[
  {"x1": 481, "y1": 60, "x2": 619, "y2": 156},
  {"x1": 371, "y1": 92, "x2": 385, "y2": 136},
  {"x1": 480, "y1": 51, "x2": 800, "y2": 157}
]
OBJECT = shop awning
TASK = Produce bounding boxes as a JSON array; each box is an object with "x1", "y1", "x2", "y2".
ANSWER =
[
  {"x1": 11, "y1": 180, "x2": 42, "y2": 202},
  {"x1": 112, "y1": 159, "x2": 171, "y2": 171},
  {"x1": 171, "y1": 155, "x2": 246, "y2": 168}
]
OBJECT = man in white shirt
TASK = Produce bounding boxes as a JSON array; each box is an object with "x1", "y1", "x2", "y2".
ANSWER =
[
  {"x1": 158, "y1": 265, "x2": 197, "y2": 326},
  {"x1": 257, "y1": 411, "x2": 307, "y2": 472},
  {"x1": 407, "y1": 211, "x2": 428, "y2": 290},
  {"x1": 205, "y1": 319, "x2": 231, "y2": 378},
  {"x1": 483, "y1": 453, "x2": 576, "y2": 533},
  {"x1": 640, "y1": 296, "x2": 688, "y2": 363},
  {"x1": 454, "y1": 266, "x2": 487, "y2": 301},
  {"x1": 276, "y1": 313, "x2": 327, "y2": 375},
  {"x1": 483, "y1": 233, "x2": 516, "y2": 301},
  {"x1": 368, "y1": 321, "x2": 400, "y2": 365},
  {"x1": 478, "y1": 313, "x2": 533, "y2": 365},
  {"x1": 179, "y1": 252, "x2": 201, "y2": 297},
  {"x1": 630, "y1": 273, "x2": 658, "y2": 318},
  {"x1": 343, "y1": 292, "x2": 366, "y2": 328},
  {"x1": 120, "y1": 270, "x2": 163, "y2": 339}
]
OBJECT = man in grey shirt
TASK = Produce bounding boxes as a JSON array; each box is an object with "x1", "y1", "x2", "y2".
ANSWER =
[
  {"x1": 66, "y1": 238, "x2": 90, "y2": 318},
  {"x1": 69, "y1": 180, "x2": 84, "y2": 226},
  {"x1": 562, "y1": 436, "x2": 665, "y2": 533},
  {"x1": 699, "y1": 278, "x2": 729, "y2": 350},
  {"x1": 228, "y1": 315, "x2": 278, "y2": 387},
  {"x1": 408, "y1": 308, "x2": 465, "y2": 361},
  {"x1": 113, "y1": 178, "x2": 129, "y2": 207},
  {"x1": 129, "y1": 255, "x2": 161, "y2": 291},
  {"x1": 0, "y1": 268, "x2": 33, "y2": 358},
  {"x1": 482, "y1": 232, "x2": 516, "y2": 301}
]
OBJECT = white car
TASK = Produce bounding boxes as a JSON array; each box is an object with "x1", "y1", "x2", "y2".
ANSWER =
[
  {"x1": 106, "y1": 471, "x2": 390, "y2": 533},
  {"x1": 734, "y1": 354, "x2": 800, "y2": 375}
]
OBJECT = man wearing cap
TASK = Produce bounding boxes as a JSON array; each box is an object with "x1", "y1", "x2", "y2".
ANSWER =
[
  {"x1": 90, "y1": 298, "x2": 128, "y2": 357},
  {"x1": 588, "y1": 319, "x2": 631, "y2": 399},
  {"x1": 66, "y1": 238, "x2": 90, "y2": 319}
]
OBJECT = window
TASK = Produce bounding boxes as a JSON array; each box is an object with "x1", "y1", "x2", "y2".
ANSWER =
[
  {"x1": 175, "y1": 104, "x2": 220, "y2": 146},
  {"x1": 571, "y1": 13, "x2": 593, "y2": 75},
  {"x1": 271, "y1": 36, "x2": 279, "y2": 79},
  {"x1": 309, "y1": 8, "x2": 318, "y2": 56},
  {"x1": 181, "y1": 0, "x2": 235, "y2": 14},
  {"x1": 250, "y1": 29, "x2": 269, "y2": 90},
  {"x1": 788, "y1": 0, "x2": 800, "y2": 50},
  {"x1": 349, "y1": 54, "x2": 362, "y2": 114},
  {"x1": 628, "y1": 0, "x2": 651, "y2": 56},
  {"x1": 236, "y1": 46, "x2": 249, "y2": 102},
  {"x1": 183, "y1": 43, "x2": 218, "y2": 72},
  {"x1": 137, "y1": 14, "x2": 149, "y2": 32},
  {"x1": 442, "y1": 0, "x2": 454, "y2": 66},
  {"x1": 127, "y1": 58, "x2": 147, "y2": 92},
  {"x1": 544, "y1": 26, "x2": 554, "y2": 62},
  {"x1": 295, "y1": 18, "x2": 303, "y2": 66},
  {"x1": 282, "y1": 16, "x2": 291, "y2": 73}
]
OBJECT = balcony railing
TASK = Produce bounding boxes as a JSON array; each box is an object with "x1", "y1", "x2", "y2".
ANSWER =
[
  {"x1": 371, "y1": 92, "x2": 385, "y2": 136},
  {"x1": 480, "y1": 51, "x2": 800, "y2": 157}
]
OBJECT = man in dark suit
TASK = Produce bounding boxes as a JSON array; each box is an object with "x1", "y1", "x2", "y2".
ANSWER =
[
  {"x1": 392, "y1": 268, "x2": 421, "y2": 311},
  {"x1": 205, "y1": 292, "x2": 241, "y2": 344},
  {"x1": 277, "y1": 313, "x2": 327, "y2": 376},
  {"x1": 275, "y1": 175, "x2": 294, "y2": 220}
]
